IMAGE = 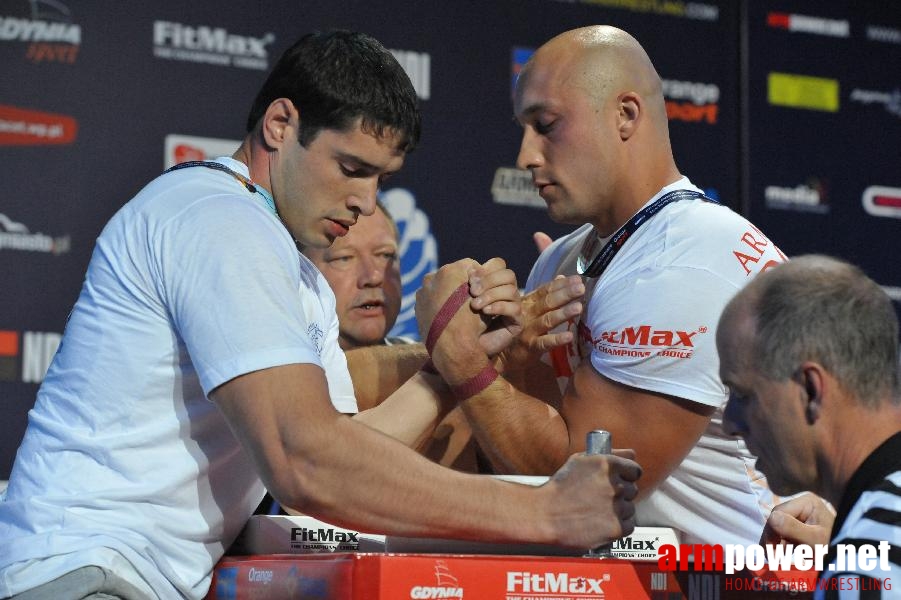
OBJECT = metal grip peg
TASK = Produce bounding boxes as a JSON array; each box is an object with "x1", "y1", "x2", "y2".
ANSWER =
[
  {"x1": 586, "y1": 429, "x2": 611, "y2": 455},
  {"x1": 584, "y1": 429, "x2": 614, "y2": 558}
]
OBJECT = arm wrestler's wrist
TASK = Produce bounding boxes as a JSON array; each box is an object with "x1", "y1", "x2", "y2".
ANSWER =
[{"x1": 430, "y1": 335, "x2": 488, "y2": 387}]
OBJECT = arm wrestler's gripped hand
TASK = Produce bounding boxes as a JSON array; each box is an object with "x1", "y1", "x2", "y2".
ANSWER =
[
  {"x1": 415, "y1": 258, "x2": 482, "y2": 342},
  {"x1": 542, "y1": 449, "x2": 642, "y2": 548},
  {"x1": 468, "y1": 258, "x2": 523, "y2": 357},
  {"x1": 501, "y1": 274, "x2": 585, "y2": 369},
  {"x1": 415, "y1": 258, "x2": 521, "y2": 383}
]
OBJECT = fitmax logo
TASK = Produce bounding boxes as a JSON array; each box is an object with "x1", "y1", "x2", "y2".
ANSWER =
[
  {"x1": 507, "y1": 572, "x2": 607, "y2": 595},
  {"x1": 290, "y1": 527, "x2": 358, "y2": 543},
  {"x1": 613, "y1": 537, "x2": 659, "y2": 551},
  {"x1": 596, "y1": 326, "x2": 701, "y2": 348},
  {"x1": 154, "y1": 21, "x2": 272, "y2": 57}
]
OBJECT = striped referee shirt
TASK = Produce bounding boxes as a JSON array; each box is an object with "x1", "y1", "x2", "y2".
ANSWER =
[{"x1": 817, "y1": 431, "x2": 901, "y2": 599}]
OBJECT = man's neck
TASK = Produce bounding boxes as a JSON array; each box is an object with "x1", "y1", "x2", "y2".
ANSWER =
[
  {"x1": 232, "y1": 137, "x2": 271, "y2": 192},
  {"x1": 820, "y1": 400, "x2": 901, "y2": 505},
  {"x1": 592, "y1": 171, "x2": 685, "y2": 237}
]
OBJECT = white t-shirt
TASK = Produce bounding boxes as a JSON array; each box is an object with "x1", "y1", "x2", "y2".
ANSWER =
[
  {"x1": 527, "y1": 177, "x2": 786, "y2": 546},
  {"x1": 0, "y1": 158, "x2": 356, "y2": 599}
]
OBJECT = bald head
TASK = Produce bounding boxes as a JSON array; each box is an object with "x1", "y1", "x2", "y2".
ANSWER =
[
  {"x1": 516, "y1": 26, "x2": 667, "y2": 126},
  {"x1": 512, "y1": 25, "x2": 680, "y2": 229}
]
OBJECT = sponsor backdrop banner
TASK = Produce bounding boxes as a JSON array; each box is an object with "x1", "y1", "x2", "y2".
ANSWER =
[
  {"x1": 745, "y1": 1, "x2": 900, "y2": 302},
  {"x1": 0, "y1": 0, "x2": 893, "y2": 478}
]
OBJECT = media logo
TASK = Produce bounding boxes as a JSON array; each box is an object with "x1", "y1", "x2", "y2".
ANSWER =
[
  {"x1": 491, "y1": 167, "x2": 544, "y2": 208},
  {"x1": 163, "y1": 134, "x2": 241, "y2": 169},
  {"x1": 153, "y1": 21, "x2": 275, "y2": 70},
  {"x1": 765, "y1": 179, "x2": 830, "y2": 214},
  {"x1": 768, "y1": 72, "x2": 839, "y2": 113},
  {"x1": 663, "y1": 78, "x2": 720, "y2": 124},
  {"x1": 391, "y1": 49, "x2": 431, "y2": 100},
  {"x1": 0, "y1": 0, "x2": 81, "y2": 63},
  {"x1": 409, "y1": 560, "x2": 464, "y2": 599},
  {"x1": 381, "y1": 188, "x2": 438, "y2": 342},
  {"x1": 0, "y1": 104, "x2": 77, "y2": 146},
  {"x1": 867, "y1": 25, "x2": 901, "y2": 45},
  {"x1": 849, "y1": 88, "x2": 901, "y2": 119},
  {"x1": 863, "y1": 185, "x2": 901, "y2": 219},
  {"x1": 0, "y1": 212, "x2": 71, "y2": 255},
  {"x1": 0, "y1": 329, "x2": 61, "y2": 383},
  {"x1": 767, "y1": 12, "x2": 850, "y2": 38}
]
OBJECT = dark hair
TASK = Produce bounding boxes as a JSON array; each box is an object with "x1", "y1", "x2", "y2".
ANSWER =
[{"x1": 246, "y1": 30, "x2": 421, "y2": 152}]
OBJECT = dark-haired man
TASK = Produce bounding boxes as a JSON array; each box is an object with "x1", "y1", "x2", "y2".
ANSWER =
[{"x1": 0, "y1": 31, "x2": 640, "y2": 600}]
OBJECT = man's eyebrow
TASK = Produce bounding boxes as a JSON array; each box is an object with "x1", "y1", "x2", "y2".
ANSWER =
[
  {"x1": 335, "y1": 152, "x2": 381, "y2": 172},
  {"x1": 514, "y1": 102, "x2": 550, "y2": 124}
]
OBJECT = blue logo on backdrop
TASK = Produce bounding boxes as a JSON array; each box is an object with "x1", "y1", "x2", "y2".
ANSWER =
[
  {"x1": 380, "y1": 188, "x2": 438, "y2": 341},
  {"x1": 214, "y1": 567, "x2": 238, "y2": 599},
  {"x1": 512, "y1": 47, "x2": 535, "y2": 96}
]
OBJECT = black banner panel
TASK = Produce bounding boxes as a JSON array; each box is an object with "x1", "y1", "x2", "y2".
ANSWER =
[
  {"x1": 5, "y1": 0, "x2": 891, "y2": 478},
  {"x1": 745, "y1": 0, "x2": 901, "y2": 306}
]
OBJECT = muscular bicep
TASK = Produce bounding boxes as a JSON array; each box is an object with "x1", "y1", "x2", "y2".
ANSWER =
[
  {"x1": 211, "y1": 363, "x2": 343, "y2": 505},
  {"x1": 560, "y1": 362, "x2": 714, "y2": 500}
]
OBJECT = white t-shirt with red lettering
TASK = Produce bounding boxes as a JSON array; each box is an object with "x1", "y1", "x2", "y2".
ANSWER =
[{"x1": 526, "y1": 177, "x2": 787, "y2": 546}]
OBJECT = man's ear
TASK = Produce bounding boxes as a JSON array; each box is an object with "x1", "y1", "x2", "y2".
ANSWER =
[
  {"x1": 617, "y1": 91, "x2": 641, "y2": 141},
  {"x1": 261, "y1": 98, "x2": 298, "y2": 151},
  {"x1": 799, "y1": 362, "x2": 824, "y2": 424}
]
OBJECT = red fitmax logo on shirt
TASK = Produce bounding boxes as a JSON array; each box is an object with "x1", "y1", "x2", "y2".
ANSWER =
[{"x1": 580, "y1": 322, "x2": 707, "y2": 360}]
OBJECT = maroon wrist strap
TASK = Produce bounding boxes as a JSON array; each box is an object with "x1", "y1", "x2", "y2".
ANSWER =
[
  {"x1": 449, "y1": 364, "x2": 499, "y2": 399},
  {"x1": 420, "y1": 359, "x2": 439, "y2": 375},
  {"x1": 424, "y1": 282, "x2": 471, "y2": 355}
]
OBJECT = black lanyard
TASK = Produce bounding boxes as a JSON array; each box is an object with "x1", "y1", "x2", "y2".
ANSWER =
[
  {"x1": 165, "y1": 160, "x2": 258, "y2": 192},
  {"x1": 164, "y1": 160, "x2": 279, "y2": 217},
  {"x1": 576, "y1": 189, "x2": 718, "y2": 279}
]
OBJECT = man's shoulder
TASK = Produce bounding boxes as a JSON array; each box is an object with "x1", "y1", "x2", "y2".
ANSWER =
[{"x1": 651, "y1": 201, "x2": 784, "y2": 281}]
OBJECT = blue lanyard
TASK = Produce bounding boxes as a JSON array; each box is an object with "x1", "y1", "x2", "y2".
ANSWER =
[
  {"x1": 576, "y1": 189, "x2": 718, "y2": 278},
  {"x1": 164, "y1": 160, "x2": 278, "y2": 217}
]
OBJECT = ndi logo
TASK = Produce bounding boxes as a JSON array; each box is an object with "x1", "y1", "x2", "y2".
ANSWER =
[{"x1": 381, "y1": 188, "x2": 438, "y2": 341}]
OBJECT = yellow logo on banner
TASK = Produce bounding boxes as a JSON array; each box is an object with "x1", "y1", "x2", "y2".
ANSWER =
[{"x1": 768, "y1": 72, "x2": 840, "y2": 112}]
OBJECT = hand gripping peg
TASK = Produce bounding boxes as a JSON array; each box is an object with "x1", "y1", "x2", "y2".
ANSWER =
[{"x1": 584, "y1": 429, "x2": 614, "y2": 558}]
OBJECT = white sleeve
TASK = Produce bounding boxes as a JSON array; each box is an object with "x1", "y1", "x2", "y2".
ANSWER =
[
  {"x1": 157, "y1": 195, "x2": 327, "y2": 396},
  {"x1": 585, "y1": 264, "x2": 738, "y2": 407}
]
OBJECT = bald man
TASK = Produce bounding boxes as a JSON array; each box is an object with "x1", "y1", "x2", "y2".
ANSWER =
[{"x1": 429, "y1": 26, "x2": 788, "y2": 546}]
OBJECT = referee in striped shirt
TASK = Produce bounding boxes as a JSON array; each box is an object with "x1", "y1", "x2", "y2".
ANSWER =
[{"x1": 716, "y1": 254, "x2": 901, "y2": 598}]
